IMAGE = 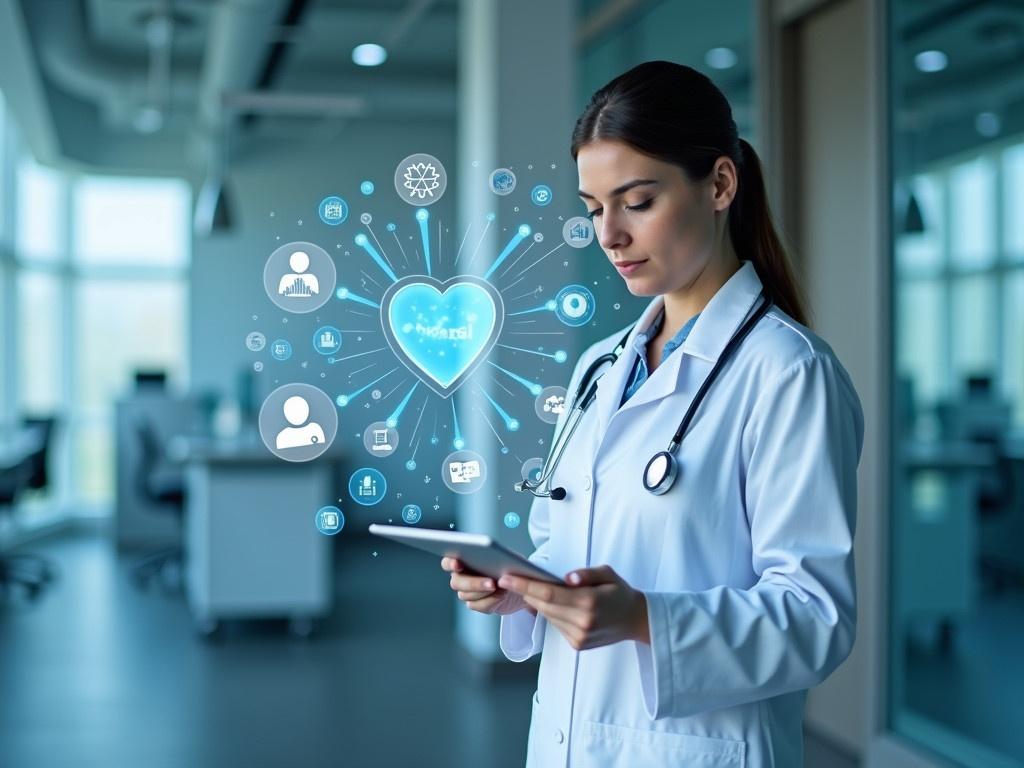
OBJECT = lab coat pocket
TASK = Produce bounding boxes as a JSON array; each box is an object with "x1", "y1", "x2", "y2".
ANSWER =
[{"x1": 581, "y1": 721, "x2": 746, "y2": 767}]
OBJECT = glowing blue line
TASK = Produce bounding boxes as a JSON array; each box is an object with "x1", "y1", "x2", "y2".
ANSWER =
[
  {"x1": 354, "y1": 233, "x2": 398, "y2": 283},
  {"x1": 479, "y1": 388, "x2": 520, "y2": 431},
  {"x1": 450, "y1": 398, "x2": 465, "y2": 450},
  {"x1": 508, "y1": 303, "x2": 554, "y2": 317},
  {"x1": 334, "y1": 346, "x2": 386, "y2": 361},
  {"x1": 335, "y1": 287, "x2": 381, "y2": 309},
  {"x1": 487, "y1": 361, "x2": 543, "y2": 395},
  {"x1": 484, "y1": 224, "x2": 532, "y2": 280},
  {"x1": 336, "y1": 367, "x2": 400, "y2": 407},
  {"x1": 496, "y1": 343, "x2": 567, "y2": 362},
  {"x1": 416, "y1": 208, "x2": 431, "y2": 276},
  {"x1": 475, "y1": 404, "x2": 506, "y2": 447},
  {"x1": 386, "y1": 381, "x2": 420, "y2": 428}
]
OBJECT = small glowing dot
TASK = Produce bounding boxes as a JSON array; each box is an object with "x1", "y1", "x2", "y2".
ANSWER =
[
  {"x1": 336, "y1": 396, "x2": 349, "y2": 407},
  {"x1": 545, "y1": 300, "x2": 556, "y2": 311},
  {"x1": 508, "y1": 419, "x2": 520, "y2": 431},
  {"x1": 454, "y1": 438, "x2": 465, "y2": 450},
  {"x1": 416, "y1": 208, "x2": 429, "y2": 221},
  {"x1": 386, "y1": 223, "x2": 396, "y2": 232},
  {"x1": 406, "y1": 460, "x2": 417, "y2": 470},
  {"x1": 360, "y1": 181, "x2": 375, "y2": 195},
  {"x1": 518, "y1": 224, "x2": 531, "y2": 237},
  {"x1": 336, "y1": 287, "x2": 349, "y2": 299},
  {"x1": 486, "y1": 212, "x2": 496, "y2": 222},
  {"x1": 555, "y1": 351, "x2": 567, "y2": 363},
  {"x1": 355, "y1": 233, "x2": 368, "y2": 246},
  {"x1": 529, "y1": 384, "x2": 542, "y2": 396},
  {"x1": 386, "y1": 418, "x2": 397, "y2": 428}
]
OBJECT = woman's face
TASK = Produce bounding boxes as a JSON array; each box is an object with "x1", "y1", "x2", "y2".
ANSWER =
[{"x1": 576, "y1": 139, "x2": 734, "y2": 298}]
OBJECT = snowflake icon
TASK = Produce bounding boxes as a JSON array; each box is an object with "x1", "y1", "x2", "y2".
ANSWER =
[{"x1": 403, "y1": 162, "x2": 441, "y2": 199}]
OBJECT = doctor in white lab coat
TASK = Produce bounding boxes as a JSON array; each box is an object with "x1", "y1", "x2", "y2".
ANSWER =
[{"x1": 443, "y1": 61, "x2": 864, "y2": 767}]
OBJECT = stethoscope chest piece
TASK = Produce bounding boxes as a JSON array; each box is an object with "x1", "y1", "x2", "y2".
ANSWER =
[{"x1": 643, "y1": 450, "x2": 678, "y2": 495}]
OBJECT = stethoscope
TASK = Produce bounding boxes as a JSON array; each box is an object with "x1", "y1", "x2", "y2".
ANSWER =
[{"x1": 515, "y1": 292, "x2": 772, "y2": 499}]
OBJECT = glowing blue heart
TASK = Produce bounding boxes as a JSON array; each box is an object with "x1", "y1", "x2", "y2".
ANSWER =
[{"x1": 381, "y1": 276, "x2": 504, "y2": 397}]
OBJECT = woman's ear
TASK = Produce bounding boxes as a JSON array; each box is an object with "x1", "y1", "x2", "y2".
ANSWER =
[{"x1": 710, "y1": 156, "x2": 738, "y2": 212}]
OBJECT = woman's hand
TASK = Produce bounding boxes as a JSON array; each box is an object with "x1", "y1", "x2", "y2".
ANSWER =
[
  {"x1": 498, "y1": 565, "x2": 650, "y2": 650},
  {"x1": 441, "y1": 557, "x2": 531, "y2": 615}
]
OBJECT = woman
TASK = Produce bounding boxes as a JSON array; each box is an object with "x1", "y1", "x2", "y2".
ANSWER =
[{"x1": 442, "y1": 60, "x2": 863, "y2": 767}]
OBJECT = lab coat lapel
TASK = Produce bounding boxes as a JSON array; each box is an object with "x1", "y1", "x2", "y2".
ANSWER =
[
  {"x1": 610, "y1": 262, "x2": 766, "y2": 417},
  {"x1": 592, "y1": 297, "x2": 664, "y2": 436}
]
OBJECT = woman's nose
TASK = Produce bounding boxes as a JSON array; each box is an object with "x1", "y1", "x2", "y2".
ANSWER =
[{"x1": 597, "y1": 213, "x2": 630, "y2": 251}]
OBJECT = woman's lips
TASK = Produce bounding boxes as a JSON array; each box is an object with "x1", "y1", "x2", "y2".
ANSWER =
[{"x1": 614, "y1": 259, "x2": 647, "y2": 276}]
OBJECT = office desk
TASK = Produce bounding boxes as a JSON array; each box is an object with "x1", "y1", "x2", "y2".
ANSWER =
[{"x1": 171, "y1": 435, "x2": 341, "y2": 635}]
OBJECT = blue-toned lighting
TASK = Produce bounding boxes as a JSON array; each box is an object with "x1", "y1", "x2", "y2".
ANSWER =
[
  {"x1": 352, "y1": 43, "x2": 387, "y2": 67},
  {"x1": 416, "y1": 208, "x2": 429, "y2": 222},
  {"x1": 914, "y1": 49, "x2": 948, "y2": 73},
  {"x1": 705, "y1": 47, "x2": 737, "y2": 70},
  {"x1": 354, "y1": 233, "x2": 368, "y2": 246},
  {"x1": 518, "y1": 224, "x2": 531, "y2": 237}
]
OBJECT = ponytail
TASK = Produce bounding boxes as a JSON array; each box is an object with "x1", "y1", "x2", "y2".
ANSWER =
[{"x1": 730, "y1": 139, "x2": 809, "y2": 327}]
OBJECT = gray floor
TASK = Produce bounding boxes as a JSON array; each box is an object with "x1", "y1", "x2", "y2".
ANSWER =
[{"x1": 1, "y1": 531, "x2": 858, "y2": 768}]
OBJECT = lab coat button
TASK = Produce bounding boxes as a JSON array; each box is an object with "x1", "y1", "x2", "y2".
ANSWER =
[
  {"x1": 583, "y1": 475, "x2": 592, "y2": 490},
  {"x1": 554, "y1": 729, "x2": 564, "y2": 744}
]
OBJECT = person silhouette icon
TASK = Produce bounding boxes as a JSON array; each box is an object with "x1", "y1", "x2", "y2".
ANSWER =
[
  {"x1": 277, "y1": 251, "x2": 320, "y2": 297},
  {"x1": 275, "y1": 395, "x2": 325, "y2": 449}
]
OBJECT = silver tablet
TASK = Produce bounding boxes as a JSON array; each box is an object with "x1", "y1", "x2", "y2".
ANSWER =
[{"x1": 368, "y1": 524, "x2": 562, "y2": 585}]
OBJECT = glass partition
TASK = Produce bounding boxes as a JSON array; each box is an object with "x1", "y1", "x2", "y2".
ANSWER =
[{"x1": 890, "y1": 1, "x2": 1024, "y2": 764}]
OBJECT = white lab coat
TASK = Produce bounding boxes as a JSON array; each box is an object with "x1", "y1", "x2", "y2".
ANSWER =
[{"x1": 501, "y1": 261, "x2": 864, "y2": 767}]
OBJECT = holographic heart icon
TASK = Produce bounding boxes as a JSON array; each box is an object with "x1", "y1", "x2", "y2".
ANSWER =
[{"x1": 381, "y1": 276, "x2": 504, "y2": 398}]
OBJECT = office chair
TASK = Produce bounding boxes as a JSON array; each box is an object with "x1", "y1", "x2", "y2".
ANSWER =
[
  {"x1": 130, "y1": 419, "x2": 186, "y2": 590},
  {"x1": 0, "y1": 421, "x2": 57, "y2": 600}
]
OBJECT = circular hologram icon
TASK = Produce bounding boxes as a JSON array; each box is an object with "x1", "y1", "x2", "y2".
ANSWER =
[
  {"x1": 246, "y1": 331, "x2": 266, "y2": 352},
  {"x1": 313, "y1": 326, "x2": 342, "y2": 356},
  {"x1": 264, "y1": 241, "x2": 336, "y2": 313},
  {"x1": 562, "y1": 216, "x2": 595, "y2": 248},
  {"x1": 530, "y1": 184, "x2": 552, "y2": 206},
  {"x1": 318, "y1": 195, "x2": 349, "y2": 226},
  {"x1": 362, "y1": 421, "x2": 400, "y2": 458},
  {"x1": 349, "y1": 467, "x2": 387, "y2": 506},
  {"x1": 270, "y1": 339, "x2": 293, "y2": 361},
  {"x1": 394, "y1": 153, "x2": 447, "y2": 206},
  {"x1": 554, "y1": 285, "x2": 595, "y2": 327},
  {"x1": 520, "y1": 457, "x2": 545, "y2": 485},
  {"x1": 258, "y1": 383, "x2": 338, "y2": 462},
  {"x1": 503, "y1": 512, "x2": 521, "y2": 529},
  {"x1": 401, "y1": 504, "x2": 422, "y2": 525},
  {"x1": 315, "y1": 506, "x2": 345, "y2": 536},
  {"x1": 489, "y1": 168, "x2": 517, "y2": 196},
  {"x1": 442, "y1": 450, "x2": 487, "y2": 495},
  {"x1": 535, "y1": 386, "x2": 568, "y2": 424}
]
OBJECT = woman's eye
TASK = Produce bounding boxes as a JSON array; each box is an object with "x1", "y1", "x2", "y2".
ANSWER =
[
  {"x1": 625, "y1": 198, "x2": 653, "y2": 212},
  {"x1": 586, "y1": 209, "x2": 602, "y2": 220}
]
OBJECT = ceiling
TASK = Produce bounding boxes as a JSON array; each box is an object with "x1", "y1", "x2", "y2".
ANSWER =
[{"x1": 2, "y1": 0, "x2": 459, "y2": 176}]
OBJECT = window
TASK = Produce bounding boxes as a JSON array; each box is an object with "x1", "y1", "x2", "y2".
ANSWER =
[{"x1": 1, "y1": 105, "x2": 190, "y2": 512}]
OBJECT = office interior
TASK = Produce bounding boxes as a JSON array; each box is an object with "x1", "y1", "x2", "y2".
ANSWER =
[{"x1": 1, "y1": 0, "x2": 1022, "y2": 766}]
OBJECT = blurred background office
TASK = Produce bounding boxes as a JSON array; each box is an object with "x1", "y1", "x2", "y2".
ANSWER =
[{"x1": 0, "y1": 0, "x2": 1022, "y2": 766}]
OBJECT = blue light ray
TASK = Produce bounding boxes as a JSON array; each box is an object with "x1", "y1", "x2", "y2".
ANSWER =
[
  {"x1": 386, "y1": 381, "x2": 420, "y2": 428},
  {"x1": 508, "y1": 300, "x2": 556, "y2": 317},
  {"x1": 487, "y1": 361, "x2": 543, "y2": 396},
  {"x1": 496, "y1": 344, "x2": 568, "y2": 363},
  {"x1": 450, "y1": 398, "x2": 465, "y2": 450},
  {"x1": 478, "y1": 387, "x2": 520, "y2": 432},
  {"x1": 475, "y1": 404, "x2": 507, "y2": 450},
  {"x1": 336, "y1": 367, "x2": 400, "y2": 407},
  {"x1": 354, "y1": 233, "x2": 399, "y2": 283},
  {"x1": 484, "y1": 224, "x2": 532, "y2": 280},
  {"x1": 335, "y1": 286, "x2": 381, "y2": 309},
  {"x1": 416, "y1": 208, "x2": 431, "y2": 276}
]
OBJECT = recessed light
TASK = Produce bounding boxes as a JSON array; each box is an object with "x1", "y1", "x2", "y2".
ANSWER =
[
  {"x1": 914, "y1": 49, "x2": 948, "y2": 73},
  {"x1": 705, "y1": 47, "x2": 737, "y2": 70},
  {"x1": 352, "y1": 43, "x2": 387, "y2": 67},
  {"x1": 975, "y1": 111, "x2": 1001, "y2": 138}
]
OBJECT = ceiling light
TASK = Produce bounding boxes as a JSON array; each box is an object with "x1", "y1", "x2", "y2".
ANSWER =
[
  {"x1": 914, "y1": 50, "x2": 948, "y2": 73},
  {"x1": 352, "y1": 43, "x2": 387, "y2": 67},
  {"x1": 975, "y1": 111, "x2": 1001, "y2": 138},
  {"x1": 705, "y1": 47, "x2": 737, "y2": 70}
]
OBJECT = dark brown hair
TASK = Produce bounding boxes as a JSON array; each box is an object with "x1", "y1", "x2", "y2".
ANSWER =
[{"x1": 571, "y1": 60, "x2": 808, "y2": 326}]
